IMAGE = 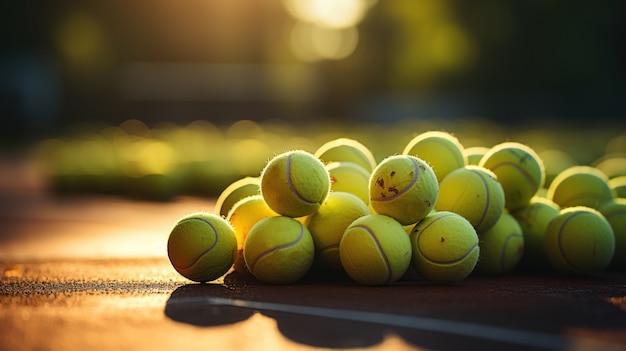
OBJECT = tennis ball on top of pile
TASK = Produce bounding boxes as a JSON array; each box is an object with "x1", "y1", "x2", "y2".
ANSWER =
[
  {"x1": 598, "y1": 199, "x2": 626, "y2": 270},
  {"x1": 547, "y1": 166, "x2": 615, "y2": 209},
  {"x1": 305, "y1": 191, "x2": 370, "y2": 270},
  {"x1": 409, "y1": 211, "x2": 479, "y2": 283},
  {"x1": 403, "y1": 131, "x2": 467, "y2": 183},
  {"x1": 544, "y1": 206, "x2": 615, "y2": 275},
  {"x1": 479, "y1": 142, "x2": 545, "y2": 211},
  {"x1": 435, "y1": 165, "x2": 505, "y2": 233},
  {"x1": 214, "y1": 176, "x2": 260, "y2": 218},
  {"x1": 474, "y1": 213, "x2": 525, "y2": 275},
  {"x1": 226, "y1": 195, "x2": 278, "y2": 272},
  {"x1": 260, "y1": 150, "x2": 330, "y2": 218},
  {"x1": 511, "y1": 196, "x2": 560, "y2": 270},
  {"x1": 326, "y1": 161, "x2": 371, "y2": 205},
  {"x1": 167, "y1": 212, "x2": 237, "y2": 283},
  {"x1": 244, "y1": 216, "x2": 315, "y2": 284},
  {"x1": 314, "y1": 138, "x2": 377, "y2": 172},
  {"x1": 339, "y1": 214, "x2": 412, "y2": 285},
  {"x1": 369, "y1": 155, "x2": 439, "y2": 226}
]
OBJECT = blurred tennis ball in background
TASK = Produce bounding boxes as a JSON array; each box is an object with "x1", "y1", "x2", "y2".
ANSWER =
[
  {"x1": 464, "y1": 146, "x2": 490, "y2": 166},
  {"x1": 369, "y1": 155, "x2": 439, "y2": 226},
  {"x1": 547, "y1": 166, "x2": 615, "y2": 209},
  {"x1": 326, "y1": 161, "x2": 371, "y2": 205},
  {"x1": 214, "y1": 177, "x2": 260, "y2": 218},
  {"x1": 314, "y1": 138, "x2": 378, "y2": 172},
  {"x1": 403, "y1": 131, "x2": 467, "y2": 183}
]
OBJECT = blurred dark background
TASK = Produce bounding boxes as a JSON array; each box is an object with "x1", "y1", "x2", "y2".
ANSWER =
[{"x1": 2, "y1": 0, "x2": 626, "y2": 144}]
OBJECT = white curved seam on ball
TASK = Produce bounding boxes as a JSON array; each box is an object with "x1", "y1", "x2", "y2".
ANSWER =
[
  {"x1": 417, "y1": 214, "x2": 478, "y2": 265},
  {"x1": 498, "y1": 233, "x2": 524, "y2": 272},
  {"x1": 556, "y1": 212, "x2": 585, "y2": 272},
  {"x1": 177, "y1": 218, "x2": 219, "y2": 270},
  {"x1": 471, "y1": 169, "x2": 491, "y2": 230},
  {"x1": 249, "y1": 221, "x2": 304, "y2": 273},
  {"x1": 351, "y1": 224, "x2": 393, "y2": 283},
  {"x1": 372, "y1": 157, "x2": 420, "y2": 202},
  {"x1": 286, "y1": 154, "x2": 320, "y2": 205}
]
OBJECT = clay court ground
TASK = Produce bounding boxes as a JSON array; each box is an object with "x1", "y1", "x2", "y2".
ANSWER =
[{"x1": 1, "y1": 158, "x2": 625, "y2": 351}]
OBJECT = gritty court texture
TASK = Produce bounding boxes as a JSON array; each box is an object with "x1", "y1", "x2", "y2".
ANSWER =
[{"x1": 1, "y1": 161, "x2": 626, "y2": 351}]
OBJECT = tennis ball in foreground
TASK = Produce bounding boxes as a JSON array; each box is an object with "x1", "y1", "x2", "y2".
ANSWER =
[
  {"x1": 305, "y1": 192, "x2": 370, "y2": 270},
  {"x1": 474, "y1": 213, "x2": 525, "y2": 275},
  {"x1": 547, "y1": 166, "x2": 615, "y2": 209},
  {"x1": 244, "y1": 216, "x2": 314, "y2": 284},
  {"x1": 314, "y1": 138, "x2": 377, "y2": 172},
  {"x1": 544, "y1": 206, "x2": 615, "y2": 275},
  {"x1": 479, "y1": 142, "x2": 545, "y2": 211},
  {"x1": 261, "y1": 150, "x2": 330, "y2": 218},
  {"x1": 326, "y1": 161, "x2": 371, "y2": 205},
  {"x1": 436, "y1": 165, "x2": 505, "y2": 233},
  {"x1": 511, "y1": 197, "x2": 560, "y2": 270},
  {"x1": 226, "y1": 195, "x2": 278, "y2": 272},
  {"x1": 167, "y1": 212, "x2": 237, "y2": 283},
  {"x1": 403, "y1": 131, "x2": 466, "y2": 182},
  {"x1": 340, "y1": 214, "x2": 412, "y2": 285},
  {"x1": 598, "y1": 199, "x2": 626, "y2": 270},
  {"x1": 409, "y1": 211, "x2": 479, "y2": 283},
  {"x1": 214, "y1": 177, "x2": 260, "y2": 218},
  {"x1": 369, "y1": 155, "x2": 439, "y2": 225}
]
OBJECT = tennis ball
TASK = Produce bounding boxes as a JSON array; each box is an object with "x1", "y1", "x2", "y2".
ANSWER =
[
  {"x1": 305, "y1": 192, "x2": 370, "y2": 270},
  {"x1": 339, "y1": 214, "x2": 412, "y2": 285},
  {"x1": 243, "y1": 216, "x2": 314, "y2": 284},
  {"x1": 409, "y1": 211, "x2": 479, "y2": 283},
  {"x1": 538, "y1": 149, "x2": 577, "y2": 188},
  {"x1": 326, "y1": 161, "x2": 371, "y2": 205},
  {"x1": 403, "y1": 131, "x2": 466, "y2": 182},
  {"x1": 214, "y1": 177, "x2": 260, "y2": 218},
  {"x1": 598, "y1": 199, "x2": 626, "y2": 270},
  {"x1": 474, "y1": 213, "x2": 525, "y2": 275},
  {"x1": 167, "y1": 212, "x2": 237, "y2": 283},
  {"x1": 594, "y1": 155, "x2": 626, "y2": 179},
  {"x1": 479, "y1": 142, "x2": 545, "y2": 211},
  {"x1": 544, "y1": 206, "x2": 615, "y2": 275},
  {"x1": 435, "y1": 165, "x2": 505, "y2": 233},
  {"x1": 369, "y1": 155, "x2": 439, "y2": 225},
  {"x1": 260, "y1": 150, "x2": 331, "y2": 218},
  {"x1": 314, "y1": 138, "x2": 377, "y2": 172},
  {"x1": 609, "y1": 176, "x2": 626, "y2": 198},
  {"x1": 464, "y1": 146, "x2": 490, "y2": 166},
  {"x1": 511, "y1": 197, "x2": 560, "y2": 269},
  {"x1": 547, "y1": 166, "x2": 615, "y2": 209},
  {"x1": 226, "y1": 195, "x2": 278, "y2": 272}
]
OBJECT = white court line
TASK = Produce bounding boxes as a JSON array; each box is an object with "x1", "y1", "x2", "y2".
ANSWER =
[{"x1": 166, "y1": 295, "x2": 607, "y2": 350}]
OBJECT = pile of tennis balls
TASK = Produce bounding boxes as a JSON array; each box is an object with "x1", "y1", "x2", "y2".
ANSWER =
[{"x1": 167, "y1": 132, "x2": 624, "y2": 285}]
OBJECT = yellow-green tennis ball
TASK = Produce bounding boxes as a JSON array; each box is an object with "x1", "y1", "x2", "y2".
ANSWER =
[
  {"x1": 305, "y1": 192, "x2": 370, "y2": 270},
  {"x1": 464, "y1": 146, "x2": 490, "y2": 166},
  {"x1": 435, "y1": 165, "x2": 505, "y2": 233},
  {"x1": 598, "y1": 199, "x2": 626, "y2": 270},
  {"x1": 226, "y1": 195, "x2": 278, "y2": 272},
  {"x1": 547, "y1": 166, "x2": 615, "y2": 209},
  {"x1": 594, "y1": 155, "x2": 626, "y2": 179},
  {"x1": 214, "y1": 177, "x2": 260, "y2": 218},
  {"x1": 243, "y1": 216, "x2": 314, "y2": 284},
  {"x1": 326, "y1": 161, "x2": 371, "y2": 205},
  {"x1": 475, "y1": 213, "x2": 525, "y2": 275},
  {"x1": 339, "y1": 214, "x2": 412, "y2": 285},
  {"x1": 260, "y1": 150, "x2": 331, "y2": 218},
  {"x1": 314, "y1": 138, "x2": 377, "y2": 172},
  {"x1": 511, "y1": 197, "x2": 560, "y2": 269},
  {"x1": 544, "y1": 206, "x2": 615, "y2": 275},
  {"x1": 409, "y1": 211, "x2": 479, "y2": 283},
  {"x1": 167, "y1": 212, "x2": 237, "y2": 283},
  {"x1": 609, "y1": 176, "x2": 626, "y2": 198},
  {"x1": 479, "y1": 142, "x2": 545, "y2": 211},
  {"x1": 369, "y1": 155, "x2": 439, "y2": 225},
  {"x1": 538, "y1": 149, "x2": 577, "y2": 188},
  {"x1": 403, "y1": 131, "x2": 466, "y2": 183}
]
